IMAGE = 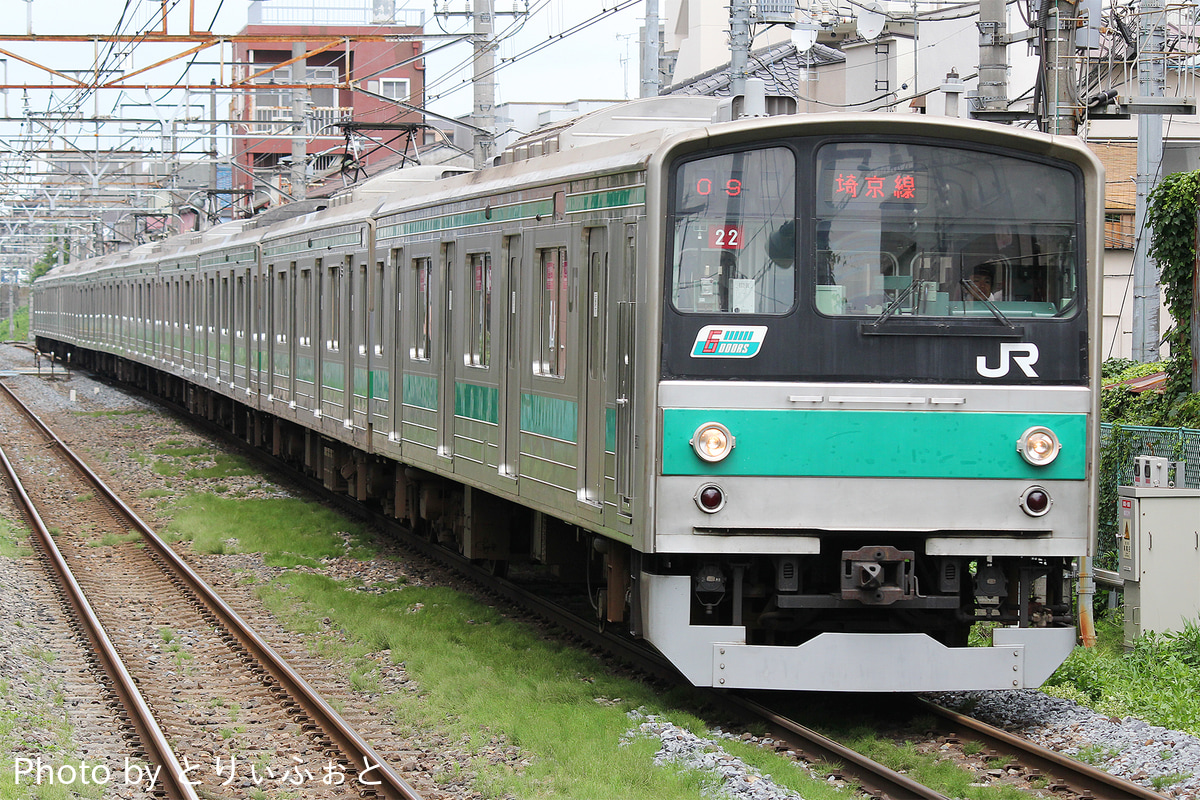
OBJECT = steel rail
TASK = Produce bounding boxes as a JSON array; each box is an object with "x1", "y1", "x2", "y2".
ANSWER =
[
  {"x1": 918, "y1": 698, "x2": 1167, "y2": 799},
  {"x1": 0, "y1": 380, "x2": 424, "y2": 800},
  {"x1": 0, "y1": 444, "x2": 199, "y2": 800}
]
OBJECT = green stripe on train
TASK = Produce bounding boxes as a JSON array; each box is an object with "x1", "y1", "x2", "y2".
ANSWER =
[
  {"x1": 404, "y1": 373, "x2": 438, "y2": 410},
  {"x1": 521, "y1": 393, "x2": 577, "y2": 443},
  {"x1": 661, "y1": 409, "x2": 1088, "y2": 480},
  {"x1": 456, "y1": 382, "x2": 499, "y2": 424}
]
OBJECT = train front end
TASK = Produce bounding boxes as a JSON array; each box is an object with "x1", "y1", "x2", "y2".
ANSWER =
[{"x1": 639, "y1": 115, "x2": 1101, "y2": 692}]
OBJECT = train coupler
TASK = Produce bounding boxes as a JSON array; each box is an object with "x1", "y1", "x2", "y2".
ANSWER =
[{"x1": 840, "y1": 546, "x2": 916, "y2": 605}]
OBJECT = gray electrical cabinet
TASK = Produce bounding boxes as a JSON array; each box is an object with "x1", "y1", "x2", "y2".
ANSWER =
[{"x1": 1118, "y1": 485, "x2": 1200, "y2": 648}]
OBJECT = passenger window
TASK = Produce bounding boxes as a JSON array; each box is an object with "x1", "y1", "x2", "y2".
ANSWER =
[
  {"x1": 466, "y1": 252, "x2": 492, "y2": 367},
  {"x1": 412, "y1": 257, "x2": 431, "y2": 361},
  {"x1": 534, "y1": 247, "x2": 567, "y2": 377},
  {"x1": 326, "y1": 262, "x2": 340, "y2": 352}
]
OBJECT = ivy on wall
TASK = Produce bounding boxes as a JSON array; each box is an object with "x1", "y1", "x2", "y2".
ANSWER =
[{"x1": 1141, "y1": 170, "x2": 1200, "y2": 426}]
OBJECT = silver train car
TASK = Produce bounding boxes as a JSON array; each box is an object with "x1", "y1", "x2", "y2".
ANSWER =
[{"x1": 32, "y1": 108, "x2": 1102, "y2": 692}]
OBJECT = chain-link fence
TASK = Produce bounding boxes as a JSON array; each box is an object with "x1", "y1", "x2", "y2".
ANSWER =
[{"x1": 1097, "y1": 423, "x2": 1200, "y2": 569}]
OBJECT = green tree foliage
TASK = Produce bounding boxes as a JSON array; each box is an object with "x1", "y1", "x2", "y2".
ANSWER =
[
  {"x1": 1144, "y1": 170, "x2": 1200, "y2": 423},
  {"x1": 27, "y1": 238, "x2": 69, "y2": 283}
]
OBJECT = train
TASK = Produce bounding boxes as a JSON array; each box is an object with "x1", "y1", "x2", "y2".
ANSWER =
[{"x1": 31, "y1": 100, "x2": 1102, "y2": 692}]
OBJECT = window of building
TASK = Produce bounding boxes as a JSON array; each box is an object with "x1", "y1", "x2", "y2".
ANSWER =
[
  {"x1": 378, "y1": 78, "x2": 410, "y2": 102},
  {"x1": 1105, "y1": 212, "x2": 1134, "y2": 250}
]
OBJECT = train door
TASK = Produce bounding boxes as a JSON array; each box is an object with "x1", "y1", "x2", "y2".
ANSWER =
[
  {"x1": 499, "y1": 235, "x2": 521, "y2": 479},
  {"x1": 614, "y1": 222, "x2": 638, "y2": 519},
  {"x1": 369, "y1": 252, "x2": 390, "y2": 450},
  {"x1": 314, "y1": 257, "x2": 326, "y2": 415},
  {"x1": 452, "y1": 236, "x2": 499, "y2": 481},
  {"x1": 235, "y1": 267, "x2": 249, "y2": 392},
  {"x1": 220, "y1": 271, "x2": 232, "y2": 383},
  {"x1": 437, "y1": 241, "x2": 455, "y2": 460},
  {"x1": 387, "y1": 247, "x2": 404, "y2": 449},
  {"x1": 271, "y1": 263, "x2": 292, "y2": 404},
  {"x1": 350, "y1": 253, "x2": 369, "y2": 437},
  {"x1": 579, "y1": 226, "x2": 608, "y2": 508}
]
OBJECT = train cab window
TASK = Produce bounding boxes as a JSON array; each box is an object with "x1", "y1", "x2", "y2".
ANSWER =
[
  {"x1": 813, "y1": 142, "x2": 1080, "y2": 320},
  {"x1": 466, "y1": 252, "x2": 492, "y2": 368},
  {"x1": 670, "y1": 146, "x2": 796, "y2": 314},
  {"x1": 535, "y1": 247, "x2": 568, "y2": 377},
  {"x1": 412, "y1": 257, "x2": 432, "y2": 361}
]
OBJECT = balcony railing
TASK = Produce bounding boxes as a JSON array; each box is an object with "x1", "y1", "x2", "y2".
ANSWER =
[
  {"x1": 247, "y1": 106, "x2": 353, "y2": 137},
  {"x1": 247, "y1": 0, "x2": 424, "y2": 27}
]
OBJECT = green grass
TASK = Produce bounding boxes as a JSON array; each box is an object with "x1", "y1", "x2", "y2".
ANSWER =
[
  {"x1": 86, "y1": 532, "x2": 142, "y2": 547},
  {"x1": 0, "y1": 303, "x2": 29, "y2": 342},
  {"x1": 1044, "y1": 610, "x2": 1200, "y2": 734},
  {"x1": 0, "y1": 518, "x2": 32, "y2": 558},
  {"x1": 152, "y1": 441, "x2": 208, "y2": 457},
  {"x1": 165, "y1": 492, "x2": 375, "y2": 564},
  {"x1": 151, "y1": 448, "x2": 258, "y2": 481},
  {"x1": 1, "y1": 650, "x2": 104, "y2": 800},
  {"x1": 827, "y1": 732, "x2": 1038, "y2": 799},
  {"x1": 257, "y1": 573, "x2": 843, "y2": 800},
  {"x1": 71, "y1": 409, "x2": 147, "y2": 418}
]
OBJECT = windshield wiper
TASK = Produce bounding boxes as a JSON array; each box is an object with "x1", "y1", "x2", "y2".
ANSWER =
[
  {"x1": 865, "y1": 278, "x2": 923, "y2": 328},
  {"x1": 958, "y1": 278, "x2": 1015, "y2": 328}
]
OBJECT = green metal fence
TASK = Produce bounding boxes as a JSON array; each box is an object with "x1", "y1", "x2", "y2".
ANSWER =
[{"x1": 1097, "y1": 423, "x2": 1200, "y2": 568}]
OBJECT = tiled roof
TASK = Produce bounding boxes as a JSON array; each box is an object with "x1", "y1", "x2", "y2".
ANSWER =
[{"x1": 665, "y1": 41, "x2": 844, "y2": 98}]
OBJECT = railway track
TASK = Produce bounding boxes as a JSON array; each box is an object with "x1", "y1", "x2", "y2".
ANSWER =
[
  {"x1": 915, "y1": 697, "x2": 1167, "y2": 800},
  {"x1": 4, "y1": 364, "x2": 1169, "y2": 800},
  {"x1": 0, "y1": 378, "x2": 424, "y2": 800}
]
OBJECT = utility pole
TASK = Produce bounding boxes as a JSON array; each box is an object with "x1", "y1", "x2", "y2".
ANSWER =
[
  {"x1": 640, "y1": 0, "x2": 660, "y2": 98},
  {"x1": 974, "y1": 0, "x2": 1008, "y2": 115},
  {"x1": 1043, "y1": 0, "x2": 1079, "y2": 135},
  {"x1": 472, "y1": 0, "x2": 495, "y2": 168},
  {"x1": 437, "y1": 1, "x2": 528, "y2": 170},
  {"x1": 291, "y1": 42, "x2": 308, "y2": 201},
  {"x1": 729, "y1": 0, "x2": 752, "y2": 100},
  {"x1": 1132, "y1": 0, "x2": 1166, "y2": 362},
  {"x1": 208, "y1": 79, "x2": 217, "y2": 228}
]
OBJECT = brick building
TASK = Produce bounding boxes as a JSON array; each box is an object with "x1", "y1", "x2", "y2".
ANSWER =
[{"x1": 230, "y1": 1, "x2": 426, "y2": 209}]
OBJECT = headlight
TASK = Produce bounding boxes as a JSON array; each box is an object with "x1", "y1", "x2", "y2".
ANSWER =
[
  {"x1": 691, "y1": 422, "x2": 735, "y2": 463},
  {"x1": 1017, "y1": 426, "x2": 1060, "y2": 466}
]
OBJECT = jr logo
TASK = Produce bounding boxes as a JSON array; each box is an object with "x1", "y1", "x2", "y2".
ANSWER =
[{"x1": 976, "y1": 342, "x2": 1040, "y2": 378}]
